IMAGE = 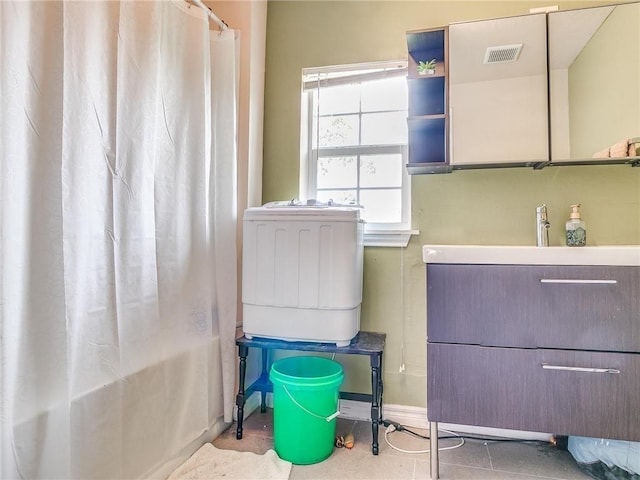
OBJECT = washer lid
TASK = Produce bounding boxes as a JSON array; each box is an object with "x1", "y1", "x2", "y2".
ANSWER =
[{"x1": 244, "y1": 201, "x2": 363, "y2": 222}]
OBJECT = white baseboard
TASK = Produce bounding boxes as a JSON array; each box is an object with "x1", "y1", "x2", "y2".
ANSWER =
[{"x1": 237, "y1": 394, "x2": 552, "y2": 443}]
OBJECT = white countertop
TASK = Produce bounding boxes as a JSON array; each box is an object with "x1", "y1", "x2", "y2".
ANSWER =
[{"x1": 422, "y1": 245, "x2": 640, "y2": 266}]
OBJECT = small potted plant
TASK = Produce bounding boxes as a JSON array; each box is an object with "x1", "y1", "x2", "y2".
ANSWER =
[{"x1": 417, "y1": 59, "x2": 437, "y2": 75}]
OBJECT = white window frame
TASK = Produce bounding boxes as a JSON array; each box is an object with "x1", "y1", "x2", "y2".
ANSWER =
[{"x1": 299, "y1": 61, "x2": 419, "y2": 247}]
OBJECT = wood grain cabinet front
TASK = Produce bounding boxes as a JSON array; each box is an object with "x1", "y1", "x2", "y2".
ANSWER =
[
  {"x1": 427, "y1": 264, "x2": 640, "y2": 352},
  {"x1": 426, "y1": 263, "x2": 640, "y2": 443},
  {"x1": 428, "y1": 343, "x2": 640, "y2": 441}
]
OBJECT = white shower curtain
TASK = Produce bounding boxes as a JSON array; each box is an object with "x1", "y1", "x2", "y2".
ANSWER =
[{"x1": 0, "y1": 1, "x2": 238, "y2": 478}]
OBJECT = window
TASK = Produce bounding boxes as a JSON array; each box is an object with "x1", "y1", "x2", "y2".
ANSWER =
[{"x1": 300, "y1": 61, "x2": 417, "y2": 247}]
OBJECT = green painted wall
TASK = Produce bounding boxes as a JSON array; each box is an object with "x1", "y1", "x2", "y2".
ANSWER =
[{"x1": 262, "y1": 1, "x2": 640, "y2": 407}]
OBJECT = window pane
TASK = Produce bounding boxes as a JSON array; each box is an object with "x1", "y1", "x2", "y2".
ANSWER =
[
  {"x1": 361, "y1": 112, "x2": 407, "y2": 145},
  {"x1": 316, "y1": 190, "x2": 357, "y2": 205},
  {"x1": 318, "y1": 84, "x2": 360, "y2": 115},
  {"x1": 303, "y1": 62, "x2": 411, "y2": 233},
  {"x1": 361, "y1": 77, "x2": 407, "y2": 112},
  {"x1": 360, "y1": 189, "x2": 402, "y2": 223},
  {"x1": 318, "y1": 115, "x2": 359, "y2": 147},
  {"x1": 360, "y1": 154, "x2": 402, "y2": 188},
  {"x1": 317, "y1": 156, "x2": 357, "y2": 189}
]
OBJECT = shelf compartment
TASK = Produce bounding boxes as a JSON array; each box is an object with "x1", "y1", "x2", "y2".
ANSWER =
[
  {"x1": 406, "y1": 28, "x2": 446, "y2": 77},
  {"x1": 407, "y1": 117, "x2": 447, "y2": 164},
  {"x1": 408, "y1": 77, "x2": 446, "y2": 116}
]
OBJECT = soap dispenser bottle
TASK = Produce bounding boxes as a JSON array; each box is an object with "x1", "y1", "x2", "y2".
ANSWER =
[{"x1": 565, "y1": 204, "x2": 586, "y2": 247}]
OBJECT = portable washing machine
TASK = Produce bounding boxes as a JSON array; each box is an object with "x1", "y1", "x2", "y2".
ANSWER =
[{"x1": 242, "y1": 201, "x2": 364, "y2": 346}]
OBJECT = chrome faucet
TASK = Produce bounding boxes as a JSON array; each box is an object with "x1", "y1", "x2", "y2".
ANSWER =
[{"x1": 536, "y1": 204, "x2": 550, "y2": 247}]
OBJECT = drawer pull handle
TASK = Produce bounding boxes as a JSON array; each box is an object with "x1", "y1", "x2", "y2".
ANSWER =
[
  {"x1": 541, "y1": 363, "x2": 620, "y2": 374},
  {"x1": 540, "y1": 279, "x2": 617, "y2": 285}
]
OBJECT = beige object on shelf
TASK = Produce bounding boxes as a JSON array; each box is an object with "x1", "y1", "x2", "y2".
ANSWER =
[
  {"x1": 593, "y1": 137, "x2": 640, "y2": 158},
  {"x1": 610, "y1": 139, "x2": 630, "y2": 158}
]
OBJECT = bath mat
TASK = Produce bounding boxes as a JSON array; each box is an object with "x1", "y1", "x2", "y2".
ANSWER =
[{"x1": 167, "y1": 443, "x2": 292, "y2": 480}]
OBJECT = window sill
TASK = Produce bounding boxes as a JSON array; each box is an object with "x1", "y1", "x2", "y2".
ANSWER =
[{"x1": 364, "y1": 229, "x2": 419, "y2": 248}]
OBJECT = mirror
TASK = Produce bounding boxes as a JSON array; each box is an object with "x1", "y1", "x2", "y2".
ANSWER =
[
  {"x1": 549, "y1": 2, "x2": 640, "y2": 163},
  {"x1": 448, "y1": 13, "x2": 549, "y2": 166}
]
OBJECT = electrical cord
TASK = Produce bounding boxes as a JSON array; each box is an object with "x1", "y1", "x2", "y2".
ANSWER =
[{"x1": 383, "y1": 423, "x2": 465, "y2": 454}]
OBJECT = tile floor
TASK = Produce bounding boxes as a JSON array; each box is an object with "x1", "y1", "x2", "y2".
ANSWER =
[{"x1": 213, "y1": 408, "x2": 593, "y2": 480}]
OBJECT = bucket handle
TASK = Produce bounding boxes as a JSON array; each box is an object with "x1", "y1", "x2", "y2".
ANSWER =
[{"x1": 282, "y1": 385, "x2": 340, "y2": 422}]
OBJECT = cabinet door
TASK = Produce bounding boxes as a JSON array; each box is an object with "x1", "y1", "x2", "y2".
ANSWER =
[
  {"x1": 427, "y1": 264, "x2": 539, "y2": 348},
  {"x1": 448, "y1": 14, "x2": 548, "y2": 166},
  {"x1": 427, "y1": 264, "x2": 640, "y2": 352},
  {"x1": 548, "y1": 3, "x2": 640, "y2": 162},
  {"x1": 427, "y1": 343, "x2": 544, "y2": 431}
]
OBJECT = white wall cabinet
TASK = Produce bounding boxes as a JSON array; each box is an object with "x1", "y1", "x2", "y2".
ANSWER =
[
  {"x1": 406, "y1": 3, "x2": 640, "y2": 174},
  {"x1": 548, "y1": 3, "x2": 640, "y2": 163},
  {"x1": 448, "y1": 14, "x2": 548, "y2": 167}
]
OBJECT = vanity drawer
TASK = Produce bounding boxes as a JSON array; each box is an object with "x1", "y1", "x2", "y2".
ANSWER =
[
  {"x1": 537, "y1": 348, "x2": 640, "y2": 441},
  {"x1": 427, "y1": 343, "x2": 542, "y2": 432},
  {"x1": 427, "y1": 264, "x2": 640, "y2": 351},
  {"x1": 428, "y1": 343, "x2": 640, "y2": 441}
]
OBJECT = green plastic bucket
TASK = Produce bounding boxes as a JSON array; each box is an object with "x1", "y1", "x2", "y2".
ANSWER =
[{"x1": 269, "y1": 356, "x2": 344, "y2": 465}]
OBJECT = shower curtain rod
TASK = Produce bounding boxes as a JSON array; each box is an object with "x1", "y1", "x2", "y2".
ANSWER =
[{"x1": 190, "y1": 0, "x2": 228, "y2": 30}]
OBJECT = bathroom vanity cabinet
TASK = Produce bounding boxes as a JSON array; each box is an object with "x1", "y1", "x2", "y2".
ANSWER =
[{"x1": 423, "y1": 245, "x2": 640, "y2": 478}]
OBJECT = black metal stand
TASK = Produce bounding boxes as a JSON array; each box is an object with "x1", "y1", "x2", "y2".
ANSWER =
[{"x1": 235, "y1": 331, "x2": 386, "y2": 455}]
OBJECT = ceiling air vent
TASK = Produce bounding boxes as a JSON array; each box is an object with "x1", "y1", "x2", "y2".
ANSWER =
[{"x1": 483, "y1": 43, "x2": 523, "y2": 64}]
